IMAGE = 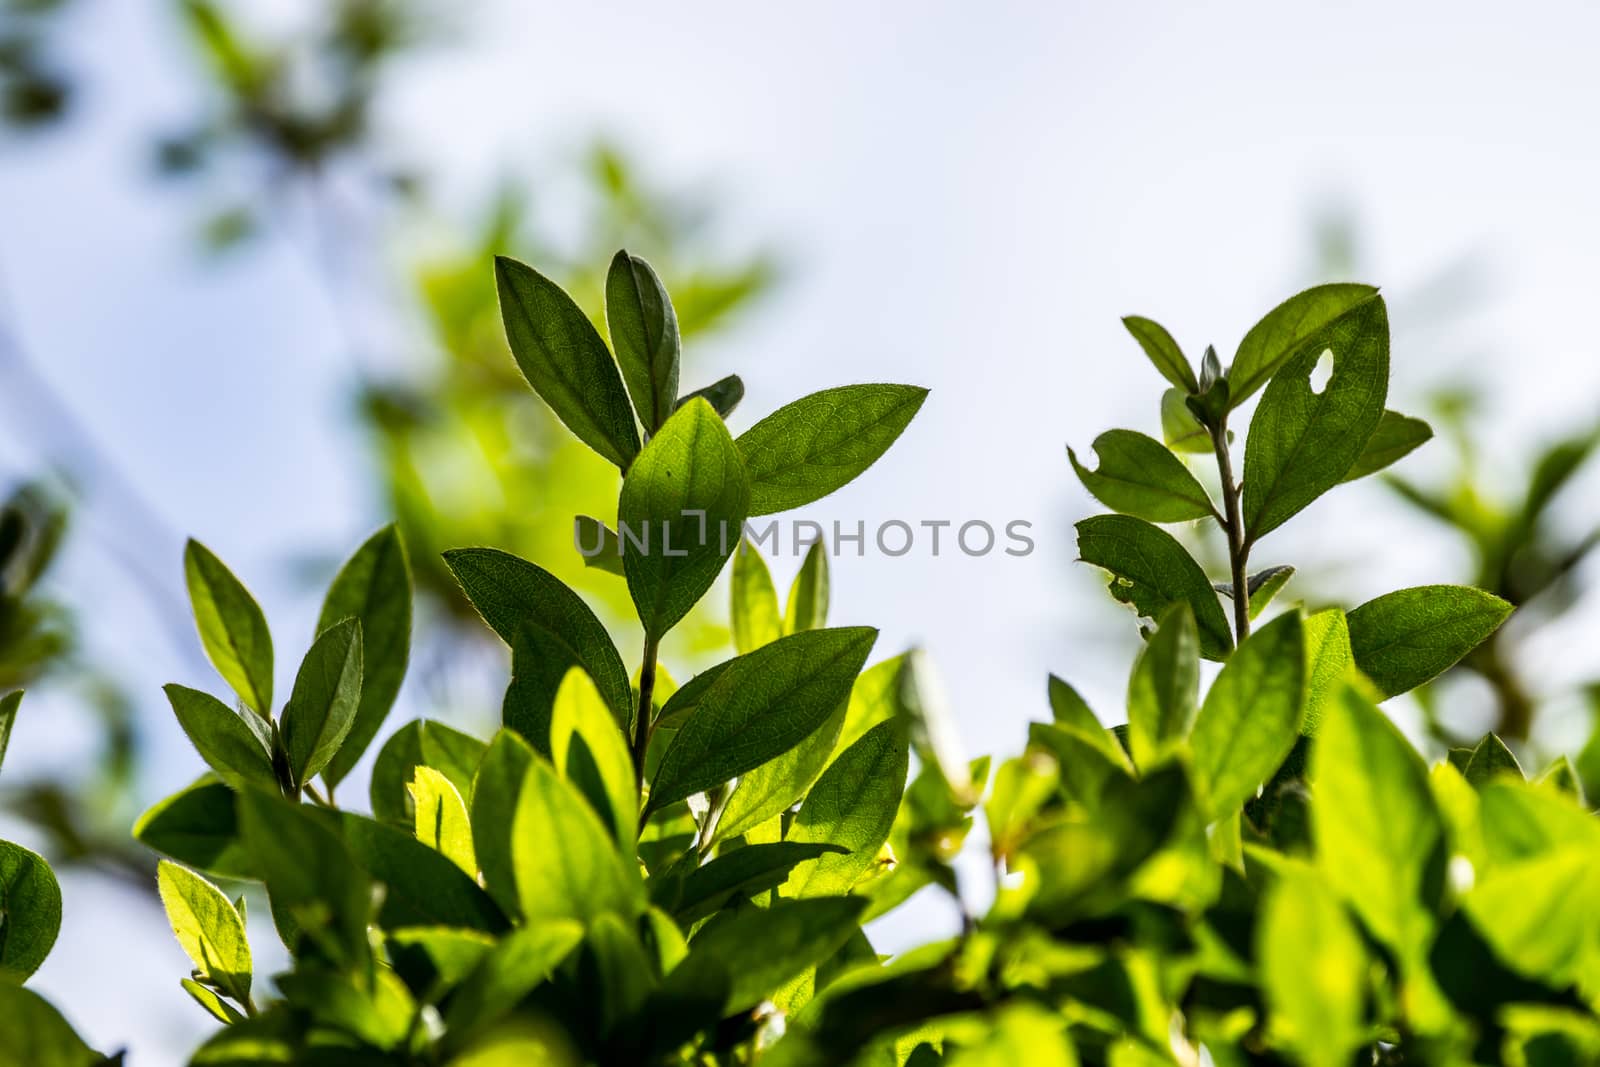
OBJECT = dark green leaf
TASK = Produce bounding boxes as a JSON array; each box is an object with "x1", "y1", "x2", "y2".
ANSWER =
[
  {"x1": 574, "y1": 515, "x2": 625, "y2": 577},
  {"x1": 1341, "y1": 409, "x2": 1433, "y2": 483},
  {"x1": 184, "y1": 539, "x2": 274, "y2": 716},
  {"x1": 317, "y1": 525, "x2": 412, "y2": 787},
  {"x1": 1122, "y1": 316, "x2": 1197, "y2": 392},
  {"x1": 0, "y1": 840, "x2": 61, "y2": 982},
  {"x1": 1190, "y1": 612, "x2": 1304, "y2": 818},
  {"x1": 1069, "y1": 430, "x2": 1216, "y2": 523},
  {"x1": 494, "y1": 255, "x2": 640, "y2": 468},
  {"x1": 648, "y1": 627, "x2": 877, "y2": 813},
  {"x1": 730, "y1": 538, "x2": 781, "y2": 654},
  {"x1": 619, "y1": 398, "x2": 749, "y2": 638},
  {"x1": 0, "y1": 689, "x2": 19, "y2": 776},
  {"x1": 164, "y1": 683, "x2": 276, "y2": 791},
  {"x1": 336, "y1": 812, "x2": 506, "y2": 933},
  {"x1": 1347, "y1": 585, "x2": 1512, "y2": 698},
  {"x1": 785, "y1": 539, "x2": 829, "y2": 633},
  {"x1": 1213, "y1": 564, "x2": 1295, "y2": 620},
  {"x1": 445, "y1": 548, "x2": 632, "y2": 729},
  {"x1": 1075, "y1": 514, "x2": 1233, "y2": 660},
  {"x1": 606, "y1": 250, "x2": 680, "y2": 434},
  {"x1": 1465, "y1": 733, "x2": 1524, "y2": 786},
  {"x1": 737, "y1": 385, "x2": 928, "y2": 516},
  {"x1": 784, "y1": 721, "x2": 909, "y2": 897},
  {"x1": 1241, "y1": 296, "x2": 1390, "y2": 541},
  {"x1": 1125, "y1": 602, "x2": 1199, "y2": 768},
  {"x1": 157, "y1": 860, "x2": 252, "y2": 1004},
  {"x1": 1228, "y1": 283, "x2": 1379, "y2": 407},
  {"x1": 0, "y1": 985, "x2": 102, "y2": 1067},
  {"x1": 675, "y1": 374, "x2": 745, "y2": 418},
  {"x1": 279, "y1": 618, "x2": 363, "y2": 789},
  {"x1": 470, "y1": 728, "x2": 536, "y2": 918},
  {"x1": 662, "y1": 843, "x2": 846, "y2": 924},
  {"x1": 133, "y1": 777, "x2": 256, "y2": 880}
]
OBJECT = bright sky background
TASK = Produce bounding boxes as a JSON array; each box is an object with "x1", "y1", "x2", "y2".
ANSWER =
[{"x1": 4, "y1": 1, "x2": 1600, "y2": 1059}]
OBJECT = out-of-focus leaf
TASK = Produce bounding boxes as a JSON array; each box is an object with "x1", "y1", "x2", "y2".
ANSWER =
[
  {"x1": 675, "y1": 374, "x2": 745, "y2": 419},
  {"x1": 785, "y1": 539, "x2": 830, "y2": 634},
  {"x1": 731, "y1": 538, "x2": 782, "y2": 654},
  {"x1": 0, "y1": 985, "x2": 102, "y2": 1066},
  {"x1": 441, "y1": 921, "x2": 586, "y2": 1054},
  {"x1": 1160, "y1": 388, "x2": 1211, "y2": 454},
  {"x1": 0, "y1": 690, "x2": 20, "y2": 776},
  {"x1": 1300, "y1": 608, "x2": 1353, "y2": 734},
  {"x1": 1464, "y1": 732, "x2": 1524, "y2": 787},
  {"x1": 1258, "y1": 869, "x2": 1368, "y2": 1067},
  {"x1": 1190, "y1": 612, "x2": 1304, "y2": 818},
  {"x1": 1126, "y1": 602, "x2": 1198, "y2": 768}
]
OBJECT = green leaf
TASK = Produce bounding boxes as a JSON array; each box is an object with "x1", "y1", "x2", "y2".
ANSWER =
[
  {"x1": 279, "y1": 617, "x2": 363, "y2": 789},
  {"x1": 317, "y1": 524, "x2": 412, "y2": 787},
  {"x1": 512, "y1": 756, "x2": 643, "y2": 925},
  {"x1": 1190, "y1": 612, "x2": 1305, "y2": 818},
  {"x1": 1301, "y1": 608, "x2": 1353, "y2": 734},
  {"x1": 184, "y1": 538, "x2": 274, "y2": 716},
  {"x1": 494, "y1": 255, "x2": 640, "y2": 468},
  {"x1": 1310, "y1": 685, "x2": 1444, "y2": 962},
  {"x1": 0, "y1": 689, "x2": 19, "y2": 777},
  {"x1": 1346, "y1": 585, "x2": 1512, "y2": 698},
  {"x1": 730, "y1": 538, "x2": 782, "y2": 654},
  {"x1": 181, "y1": 978, "x2": 245, "y2": 1024},
  {"x1": 336, "y1": 811, "x2": 506, "y2": 933},
  {"x1": 1069, "y1": 430, "x2": 1216, "y2": 523},
  {"x1": 1044, "y1": 676, "x2": 1129, "y2": 770},
  {"x1": 1213, "y1": 564, "x2": 1296, "y2": 620},
  {"x1": 1160, "y1": 388, "x2": 1210, "y2": 454},
  {"x1": 1241, "y1": 296, "x2": 1390, "y2": 540},
  {"x1": 737, "y1": 384, "x2": 928, "y2": 516},
  {"x1": 606, "y1": 250, "x2": 680, "y2": 434},
  {"x1": 0, "y1": 840, "x2": 61, "y2": 982},
  {"x1": 1228, "y1": 283, "x2": 1380, "y2": 407},
  {"x1": 1075, "y1": 514, "x2": 1233, "y2": 660},
  {"x1": 619, "y1": 398, "x2": 749, "y2": 638},
  {"x1": 157, "y1": 860, "x2": 252, "y2": 1004},
  {"x1": 163, "y1": 683, "x2": 276, "y2": 791},
  {"x1": 711, "y1": 701, "x2": 846, "y2": 845},
  {"x1": 1125, "y1": 602, "x2": 1199, "y2": 768},
  {"x1": 441, "y1": 921, "x2": 585, "y2": 1054},
  {"x1": 662, "y1": 897, "x2": 869, "y2": 1019},
  {"x1": 236, "y1": 788, "x2": 370, "y2": 969},
  {"x1": 1464, "y1": 732, "x2": 1524, "y2": 786},
  {"x1": 409, "y1": 766, "x2": 477, "y2": 875},
  {"x1": 0, "y1": 986, "x2": 102, "y2": 1067},
  {"x1": 574, "y1": 515, "x2": 625, "y2": 576},
  {"x1": 785, "y1": 539, "x2": 830, "y2": 633},
  {"x1": 1341, "y1": 409, "x2": 1433, "y2": 483},
  {"x1": 1462, "y1": 850, "x2": 1598, "y2": 984},
  {"x1": 675, "y1": 373, "x2": 745, "y2": 418},
  {"x1": 661, "y1": 842, "x2": 846, "y2": 924},
  {"x1": 648, "y1": 627, "x2": 877, "y2": 814},
  {"x1": 1258, "y1": 869, "x2": 1369, "y2": 1067},
  {"x1": 445, "y1": 547, "x2": 632, "y2": 730},
  {"x1": 470, "y1": 729, "x2": 536, "y2": 918},
  {"x1": 549, "y1": 668, "x2": 638, "y2": 847},
  {"x1": 783, "y1": 721, "x2": 909, "y2": 897},
  {"x1": 133, "y1": 777, "x2": 256, "y2": 880},
  {"x1": 1122, "y1": 315, "x2": 1197, "y2": 392}
]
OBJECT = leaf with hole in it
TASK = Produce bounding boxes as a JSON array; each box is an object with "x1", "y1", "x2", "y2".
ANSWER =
[
  {"x1": 731, "y1": 538, "x2": 781, "y2": 654},
  {"x1": 783, "y1": 721, "x2": 909, "y2": 898},
  {"x1": 1347, "y1": 585, "x2": 1512, "y2": 698},
  {"x1": 1069, "y1": 430, "x2": 1215, "y2": 523},
  {"x1": 1122, "y1": 316, "x2": 1197, "y2": 393},
  {"x1": 785, "y1": 539, "x2": 830, "y2": 634},
  {"x1": 606, "y1": 250, "x2": 680, "y2": 434},
  {"x1": 157, "y1": 860, "x2": 252, "y2": 1005},
  {"x1": 1126, "y1": 602, "x2": 1199, "y2": 769},
  {"x1": 1213, "y1": 565, "x2": 1295, "y2": 621},
  {"x1": 409, "y1": 766, "x2": 476, "y2": 875},
  {"x1": 279, "y1": 618, "x2": 363, "y2": 789},
  {"x1": 1342, "y1": 410, "x2": 1433, "y2": 483},
  {"x1": 1190, "y1": 612, "x2": 1304, "y2": 818},
  {"x1": 648, "y1": 627, "x2": 876, "y2": 815},
  {"x1": 1241, "y1": 296, "x2": 1390, "y2": 541},
  {"x1": 1161, "y1": 388, "x2": 1211, "y2": 454},
  {"x1": 1075, "y1": 514, "x2": 1232, "y2": 660},
  {"x1": 0, "y1": 840, "x2": 61, "y2": 983},
  {"x1": 0, "y1": 689, "x2": 20, "y2": 777},
  {"x1": 675, "y1": 374, "x2": 745, "y2": 418},
  {"x1": 184, "y1": 539, "x2": 274, "y2": 716},
  {"x1": 494, "y1": 255, "x2": 639, "y2": 468},
  {"x1": 619, "y1": 398, "x2": 750, "y2": 639},
  {"x1": 317, "y1": 524, "x2": 412, "y2": 788},
  {"x1": 737, "y1": 384, "x2": 928, "y2": 516},
  {"x1": 1229, "y1": 283, "x2": 1380, "y2": 408},
  {"x1": 164, "y1": 684, "x2": 277, "y2": 792},
  {"x1": 445, "y1": 548, "x2": 632, "y2": 732}
]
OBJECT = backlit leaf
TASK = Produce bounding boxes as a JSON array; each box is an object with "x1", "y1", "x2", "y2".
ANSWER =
[
  {"x1": 1075, "y1": 514, "x2": 1232, "y2": 660},
  {"x1": 1347, "y1": 585, "x2": 1512, "y2": 698}
]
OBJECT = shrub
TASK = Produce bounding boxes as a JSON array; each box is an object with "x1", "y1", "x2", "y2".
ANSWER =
[{"x1": 7, "y1": 262, "x2": 1600, "y2": 1065}]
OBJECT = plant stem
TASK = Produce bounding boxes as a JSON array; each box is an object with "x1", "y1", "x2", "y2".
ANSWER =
[
  {"x1": 1212, "y1": 419, "x2": 1251, "y2": 643},
  {"x1": 633, "y1": 632, "x2": 661, "y2": 792}
]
